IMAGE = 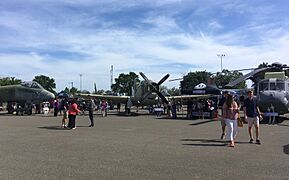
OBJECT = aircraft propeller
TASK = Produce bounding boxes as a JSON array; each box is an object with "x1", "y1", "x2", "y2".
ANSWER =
[{"x1": 139, "y1": 72, "x2": 170, "y2": 104}]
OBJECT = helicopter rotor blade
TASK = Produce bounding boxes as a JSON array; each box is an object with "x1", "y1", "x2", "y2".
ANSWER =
[{"x1": 226, "y1": 67, "x2": 271, "y2": 87}]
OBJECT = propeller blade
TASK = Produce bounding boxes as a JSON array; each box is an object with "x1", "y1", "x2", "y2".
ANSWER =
[
  {"x1": 157, "y1": 74, "x2": 170, "y2": 85},
  {"x1": 226, "y1": 67, "x2": 270, "y2": 87},
  {"x1": 139, "y1": 72, "x2": 150, "y2": 82},
  {"x1": 156, "y1": 91, "x2": 169, "y2": 104}
]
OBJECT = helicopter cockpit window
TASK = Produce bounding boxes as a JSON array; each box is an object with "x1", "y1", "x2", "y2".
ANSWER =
[
  {"x1": 275, "y1": 80, "x2": 285, "y2": 91},
  {"x1": 259, "y1": 80, "x2": 269, "y2": 91},
  {"x1": 270, "y1": 83, "x2": 277, "y2": 90}
]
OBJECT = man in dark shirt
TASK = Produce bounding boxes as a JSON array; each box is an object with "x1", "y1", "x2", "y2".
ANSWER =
[
  {"x1": 243, "y1": 90, "x2": 263, "y2": 144},
  {"x1": 87, "y1": 96, "x2": 95, "y2": 127}
]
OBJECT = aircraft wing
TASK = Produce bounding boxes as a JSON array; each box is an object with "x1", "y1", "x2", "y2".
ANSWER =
[
  {"x1": 75, "y1": 93, "x2": 130, "y2": 104},
  {"x1": 167, "y1": 94, "x2": 212, "y2": 102}
]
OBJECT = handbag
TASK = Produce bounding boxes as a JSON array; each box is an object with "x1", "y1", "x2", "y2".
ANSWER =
[{"x1": 237, "y1": 114, "x2": 243, "y2": 127}]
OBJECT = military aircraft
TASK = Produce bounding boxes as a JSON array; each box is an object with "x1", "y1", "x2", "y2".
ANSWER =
[
  {"x1": 76, "y1": 72, "x2": 212, "y2": 108},
  {"x1": 0, "y1": 81, "x2": 55, "y2": 115},
  {"x1": 226, "y1": 62, "x2": 289, "y2": 115}
]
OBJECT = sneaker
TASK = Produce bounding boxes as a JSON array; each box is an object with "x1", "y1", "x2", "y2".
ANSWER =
[
  {"x1": 249, "y1": 139, "x2": 253, "y2": 143},
  {"x1": 89, "y1": 125, "x2": 94, "y2": 127},
  {"x1": 228, "y1": 144, "x2": 235, "y2": 148},
  {"x1": 256, "y1": 139, "x2": 261, "y2": 145},
  {"x1": 71, "y1": 127, "x2": 76, "y2": 130},
  {"x1": 220, "y1": 133, "x2": 225, "y2": 140}
]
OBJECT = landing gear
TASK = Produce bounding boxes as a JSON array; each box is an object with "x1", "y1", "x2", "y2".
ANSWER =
[{"x1": 6, "y1": 102, "x2": 33, "y2": 115}]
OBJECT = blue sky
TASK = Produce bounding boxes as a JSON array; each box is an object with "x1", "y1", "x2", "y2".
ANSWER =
[{"x1": 0, "y1": 0, "x2": 289, "y2": 92}]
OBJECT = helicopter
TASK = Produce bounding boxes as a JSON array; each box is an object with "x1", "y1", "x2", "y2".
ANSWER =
[{"x1": 226, "y1": 62, "x2": 289, "y2": 116}]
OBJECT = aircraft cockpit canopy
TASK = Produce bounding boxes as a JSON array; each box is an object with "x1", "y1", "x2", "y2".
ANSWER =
[
  {"x1": 21, "y1": 81, "x2": 44, "y2": 89},
  {"x1": 259, "y1": 79, "x2": 285, "y2": 91}
]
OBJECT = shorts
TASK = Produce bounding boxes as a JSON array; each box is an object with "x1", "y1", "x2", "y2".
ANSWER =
[
  {"x1": 247, "y1": 116, "x2": 259, "y2": 127},
  {"x1": 220, "y1": 119, "x2": 226, "y2": 127}
]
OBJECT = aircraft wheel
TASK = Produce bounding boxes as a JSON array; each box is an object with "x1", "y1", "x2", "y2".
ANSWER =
[{"x1": 27, "y1": 109, "x2": 32, "y2": 115}]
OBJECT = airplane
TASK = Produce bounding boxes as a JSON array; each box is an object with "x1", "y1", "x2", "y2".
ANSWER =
[
  {"x1": 226, "y1": 62, "x2": 289, "y2": 116},
  {"x1": 76, "y1": 72, "x2": 212, "y2": 110},
  {"x1": 0, "y1": 81, "x2": 55, "y2": 115}
]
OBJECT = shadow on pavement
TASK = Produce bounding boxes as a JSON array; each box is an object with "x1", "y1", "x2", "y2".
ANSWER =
[
  {"x1": 283, "y1": 144, "x2": 289, "y2": 155},
  {"x1": 277, "y1": 124, "x2": 289, "y2": 127},
  {"x1": 115, "y1": 112, "x2": 140, "y2": 117},
  {"x1": 189, "y1": 119, "x2": 215, "y2": 126},
  {"x1": 181, "y1": 138, "x2": 249, "y2": 147},
  {"x1": 38, "y1": 125, "x2": 90, "y2": 130},
  {"x1": 155, "y1": 117, "x2": 196, "y2": 121},
  {"x1": 181, "y1": 138, "x2": 227, "y2": 147},
  {"x1": 38, "y1": 126, "x2": 71, "y2": 130}
]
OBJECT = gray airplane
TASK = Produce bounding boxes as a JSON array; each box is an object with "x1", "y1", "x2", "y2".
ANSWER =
[
  {"x1": 226, "y1": 62, "x2": 289, "y2": 116},
  {"x1": 76, "y1": 72, "x2": 211, "y2": 107},
  {"x1": 0, "y1": 81, "x2": 55, "y2": 115}
]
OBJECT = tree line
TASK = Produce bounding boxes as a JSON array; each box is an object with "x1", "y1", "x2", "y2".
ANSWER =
[{"x1": 0, "y1": 62, "x2": 271, "y2": 95}]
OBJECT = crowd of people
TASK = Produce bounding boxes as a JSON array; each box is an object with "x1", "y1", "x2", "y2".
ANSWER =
[
  {"x1": 149, "y1": 89, "x2": 263, "y2": 148},
  {"x1": 46, "y1": 97, "x2": 111, "y2": 129},
  {"x1": 41, "y1": 90, "x2": 263, "y2": 147}
]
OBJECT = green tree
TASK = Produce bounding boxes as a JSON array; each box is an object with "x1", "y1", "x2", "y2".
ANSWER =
[
  {"x1": 96, "y1": 89, "x2": 105, "y2": 94},
  {"x1": 0, "y1": 77, "x2": 22, "y2": 86},
  {"x1": 167, "y1": 87, "x2": 181, "y2": 96},
  {"x1": 111, "y1": 72, "x2": 140, "y2": 96},
  {"x1": 180, "y1": 71, "x2": 212, "y2": 90},
  {"x1": 63, "y1": 87, "x2": 70, "y2": 94},
  {"x1": 258, "y1": 62, "x2": 269, "y2": 68},
  {"x1": 33, "y1": 75, "x2": 56, "y2": 93},
  {"x1": 69, "y1": 87, "x2": 79, "y2": 94},
  {"x1": 215, "y1": 69, "x2": 246, "y2": 89}
]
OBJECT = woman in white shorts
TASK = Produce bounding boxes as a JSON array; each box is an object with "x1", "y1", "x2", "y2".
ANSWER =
[{"x1": 222, "y1": 94, "x2": 239, "y2": 147}]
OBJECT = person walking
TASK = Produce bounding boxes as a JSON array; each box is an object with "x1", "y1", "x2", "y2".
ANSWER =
[
  {"x1": 243, "y1": 90, "x2": 263, "y2": 144},
  {"x1": 219, "y1": 91, "x2": 229, "y2": 139},
  {"x1": 187, "y1": 98, "x2": 193, "y2": 119},
  {"x1": 222, "y1": 94, "x2": 239, "y2": 147},
  {"x1": 101, "y1": 100, "x2": 107, "y2": 117},
  {"x1": 61, "y1": 98, "x2": 69, "y2": 128},
  {"x1": 68, "y1": 99, "x2": 81, "y2": 129},
  {"x1": 87, "y1": 96, "x2": 95, "y2": 127},
  {"x1": 53, "y1": 98, "x2": 59, "y2": 116},
  {"x1": 171, "y1": 99, "x2": 177, "y2": 119}
]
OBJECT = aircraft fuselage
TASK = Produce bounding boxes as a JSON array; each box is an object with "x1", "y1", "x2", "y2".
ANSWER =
[{"x1": 257, "y1": 78, "x2": 289, "y2": 114}]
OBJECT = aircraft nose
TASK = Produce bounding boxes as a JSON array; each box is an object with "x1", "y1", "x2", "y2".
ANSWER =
[
  {"x1": 259, "y1": 91, "x2": 288, "y2": 113},
  {"x1": 46, "y1": 91, "x2": 55, "y2": 100}
]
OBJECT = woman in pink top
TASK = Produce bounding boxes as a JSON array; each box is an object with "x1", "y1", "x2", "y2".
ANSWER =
[
  {"x1": 222, "y1": 94, "x2": 239, "y2": 147},
  {"x1": 68, "y1": 99, "x2": 81, "y2": 129}
]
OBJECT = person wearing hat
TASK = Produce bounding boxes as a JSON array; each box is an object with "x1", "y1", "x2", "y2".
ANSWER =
[{"x1": 243, "y1": 90, "x2": 263, "y2": 144}]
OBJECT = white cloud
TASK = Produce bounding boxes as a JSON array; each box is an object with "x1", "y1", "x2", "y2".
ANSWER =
[
  {"x1": 1, "y1": 0, "x2": 289, "y2": 92},
  {"x1": 208, "y1": 20, "x2": 223, "y2": 30}
]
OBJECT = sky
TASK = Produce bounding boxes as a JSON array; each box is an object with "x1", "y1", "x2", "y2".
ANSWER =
[{"x1": 0, "y1": 0, "x2": 289, "y2": 92}]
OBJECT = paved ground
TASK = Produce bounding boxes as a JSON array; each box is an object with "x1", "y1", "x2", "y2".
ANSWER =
[{"x1": 0, "y1": 111, "x2": 288, "y2": 180}]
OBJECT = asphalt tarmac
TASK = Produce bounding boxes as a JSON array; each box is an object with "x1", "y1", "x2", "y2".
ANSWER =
[{"x1": 0, "y1": 111, "x2": 288, "y2": 180}]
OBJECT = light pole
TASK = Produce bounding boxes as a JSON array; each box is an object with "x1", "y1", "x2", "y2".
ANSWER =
[
  {"x1": 69, "y1": 82, "x2": 73, "y2": 89},
  {"x1": 217, "y1": 54, "x2": 225, "y2": 72},
  {"x1": 79, "y1": 74, "x2": 82, "y2": 92}
]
